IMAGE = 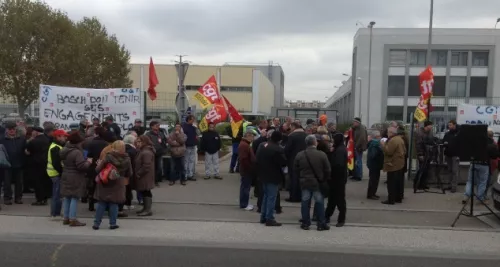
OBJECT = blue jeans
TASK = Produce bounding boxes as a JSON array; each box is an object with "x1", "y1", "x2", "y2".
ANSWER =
[
  {"x1": 63, "y1": 197, "x2": 78, "y2": 220},
  {"x1": 465, "y1": 164, "x2": 489, "y2": 201},
  {"x1": 94, "y1": 201, "x2": 119, "y2": 227},
  {"x1": 230, "y1": 143, "x2": 239, "y2": 171},
  {"x1": 354, "y1": 150, "x2": 363, "y2": 179},
  {"x1": 184, "y1": 146, "x2": 196, "y2": 178},
  {"x1": 239, "y1": 175, "x2": 252, "y2": 208},
  {"x1": 301, "y1": 189, "x2": 325, "y2": 225},
  {"x1": 50, "y1": 177, "x2": 62, "y2": 216},
  {"x1": 171, "y1": 157, "x2": 186, "y2": 181},
  {"x1": 260, "y1": 183, "x2": 279, "y2": 222}
]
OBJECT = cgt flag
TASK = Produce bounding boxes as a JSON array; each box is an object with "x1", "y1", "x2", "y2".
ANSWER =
[
  {"x1": 414, "y1": 66, "x2": 434, "y2": 122},
  {"x1": 193, "y1": 75, "x2": 222, "y2": 108},
  {"x1": 198, "y1": 103, "x2": 227, "y2": 132},
  {"x1": 223, "y1": 95, "x2": 244, "y2": 138},
  {"x1": 347, "y1": 129, "x2": 355, "y2": 171}
]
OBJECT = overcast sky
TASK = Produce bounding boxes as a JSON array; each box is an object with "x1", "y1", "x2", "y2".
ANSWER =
[{"x1": 45, "y1": 0, "x2": 499, "y2": 102}]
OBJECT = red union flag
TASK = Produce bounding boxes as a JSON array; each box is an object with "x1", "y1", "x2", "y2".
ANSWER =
[
  {"x1": 193, "y1": 75, "x2": 222, "y2": 108},
  {"x1": 414, "y1": 66, "x2": 434, "y2": 122},
  {"x1": 347, "y1": 129, "x2": 355, "y2": 171},
  {"x1": 198, "y1": 103, "x2": 227, "y2": 132}
]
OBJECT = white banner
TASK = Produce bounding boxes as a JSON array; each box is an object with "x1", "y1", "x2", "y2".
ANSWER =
[
  {"x1": 457, "y1": 103, "x2": 500, "y2": 133},
  {"x1": 39, "y1": 84, "x2": 142, "y2": 131}
]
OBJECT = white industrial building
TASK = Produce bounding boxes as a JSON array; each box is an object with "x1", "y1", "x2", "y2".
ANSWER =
[{"x1": 325, "y1": 28, "x2": 500, "y2": 126}]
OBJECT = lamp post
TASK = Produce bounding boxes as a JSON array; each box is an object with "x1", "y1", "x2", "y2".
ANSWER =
[
  {"x1": 367, "y1": 21, "x2": 376, "y2": 127},
  {"x1": 357, "y1": 77, "x2": 362, "y2": 119}
]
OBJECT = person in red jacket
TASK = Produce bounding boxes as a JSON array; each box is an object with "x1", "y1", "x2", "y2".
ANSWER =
[{"x1": 238, "y1": 130, "x2": 256, "y2": 211}]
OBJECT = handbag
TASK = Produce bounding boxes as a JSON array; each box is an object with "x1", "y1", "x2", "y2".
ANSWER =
[
  {"x1": 304, "y1": 151, "x2": 330, "y2": 198},
  {"x1": 95, "y1": 163, "x2": 120, "y2": 184}
]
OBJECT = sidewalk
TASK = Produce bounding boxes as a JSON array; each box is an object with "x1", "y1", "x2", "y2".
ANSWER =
[{"x1": 1, "y1": 159, "x2": 498, "y2": 229}]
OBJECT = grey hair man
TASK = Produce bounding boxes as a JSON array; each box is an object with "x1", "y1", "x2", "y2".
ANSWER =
[
  {"x1": 293, "y1": 134, "x2": 331, "y2": 231},
  {"x1": 380, "y1": 126, "x2": 406, "y2": 205},
  {"x1": 123, "y1": 134, "x2": 137, "y2": 146}
]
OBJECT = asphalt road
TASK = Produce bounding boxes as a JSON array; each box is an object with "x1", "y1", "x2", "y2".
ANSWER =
[{"x1": 0, "y1": 237, "x2": 499, "y2": 267}]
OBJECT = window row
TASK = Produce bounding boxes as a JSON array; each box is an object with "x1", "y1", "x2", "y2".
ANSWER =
[
  {"x1": 387, "y1": 75, "x2": 487, "y2": 97},
  {"x1": 387, "y1": 106, "x2": 458, "y2": 123},
  {"x1": 185, "y1": 85, "x2": 252, "y2": 92},
  {"x1": 389, "y1": 50, "x2": 489, "y2": 67}
]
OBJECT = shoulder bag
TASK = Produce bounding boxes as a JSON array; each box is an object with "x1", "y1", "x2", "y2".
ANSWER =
[{"x1": 304, "y1": 151, "x2": 330, "y2": 198}]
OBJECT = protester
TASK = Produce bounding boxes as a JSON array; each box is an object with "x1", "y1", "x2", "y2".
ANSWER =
[
  {"x1": 443, "y1": 120, "x2": 460, "y2": 193},
  {"x1": 270, "y1": 117, "x2": 281, "y2": 130},
  {"x1": 167, "y1": 122, "x2": 187, "y2": 185},
  {"x1": 121, "y1": 134, "x2": 138, "y2": 213},
  {"x1": 256, "y1": 130, "x2": 286, "y2": 226},
  {"x1": 27, "y1": 126, "x2": 51, "y2": 206},
  {"x1": 105, "y1": 116, "x2": 122, "y2": 139},
  {"x1": 366, "y1": 131, "x2": 384, "y2": 200},
  {"x1": 319, "y1": 114, "x2": 327, "y2": 126},
  {"x1": 133, "y1": 135, "x2": 156, "y2": 216},
  {"x1": 93, "y1": 140, "x2": 132, "y2": 230},
  {"x1": 227, "y1": 122, "x2": 241, "y2": 174},
  {"x1": 381, "y1": 127, "x2": 406, "y2": 205},
  {"x1": 146, "y1": 121, "x2": 167, "y2": 185},
  {"x1": 86, "y1": 129, "x2": 116, "y2": 211},
  {"x1": 284, "y1": 122, "x2": 307, "y2": 203},
  {"x1": 352, "y1": 117, "x2": 368, "y2": 181},
  {"x1": 60, "y1": 132, "x2": 92, "y2": 226},
  {"x1": 325, "y1": 133, "x2": 348, "y2": 227},
  {"x1": 415, "y1": 121, "x2": 434, "y2": 190},
  {"x1": 131, "y1": 119, "x2": 146, "y2": 136},
  {"x1": 0, "y1": 121, "x2": 27, "y2": 205},
  {"x1": 182, "y1": 115, "x2": 198, "y2": 181},
  {"x1": 294, "y1": 135, "x2": 331, "y2": 231},
  {"x1": 238, "y1": 130, "x2": 256, "y2": 211},
  {"x1": 257, "y1": 120, "x2": 268, "y2": 134},
  {"x1": 326, "y1": 122, "x2": 338, "y2": 141},
  {"x1": 200, "y1": 123, "x2": 222, "y2": 180},
  {"x1": 47, "y1": 129, "x2": 68, "y2": 219}
]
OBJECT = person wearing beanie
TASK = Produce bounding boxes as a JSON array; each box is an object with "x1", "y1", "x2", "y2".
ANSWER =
[
  {"x1": 60, "y1": 132, "x2": 92, "y2": 226},
  {"x1": 351, "y1": 117, "x2": 368, "y2": 181}
]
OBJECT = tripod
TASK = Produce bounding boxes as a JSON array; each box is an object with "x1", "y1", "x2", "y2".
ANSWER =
[
  {"x1": 451, "y1": 159, "x2": 500, "y2": 227},
  {"x1": 413, "y1": 145, "x2": 446, "y2": 194}
]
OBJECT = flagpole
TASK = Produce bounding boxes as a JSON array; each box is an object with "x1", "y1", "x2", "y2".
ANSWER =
[
  {"x1": 140, "y1": 64, "x2": 146, "y2": 123},
  {"x1": 426, "y1": 0, "x2": 434, "y2": 120}
]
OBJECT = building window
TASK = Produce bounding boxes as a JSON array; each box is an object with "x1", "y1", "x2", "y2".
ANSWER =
[
  {"x1": 386, "y1": 106, "x2": 404, "y2": 121},
  {"x1": 408, "y1": 76, "x2": 420, "y2": 96},
  {"x1": 185, "y1": 85, "x2": 200, "y2": 90},
  {"x1": 387, "y1": 76, "x2": 405, "y2": 96},
  {"x1": 389, "y1": 50, "x2": 407, "y2": 66},
  {"x1": 431, "y1": 50, "x2": 447, "y2": 66},
  {"x1": 451, "y1": 51, "x2": 468, "y2": 66},
  {"x1": 220, "y1": 86, "x2": 252, "y2": 92},
  {"x1": 433, "y1": 76, "x2": 446, "y2": 97},
  {"x1": 472, "y1": 51, "x2": 489, "y2": 66},
  {"x1": 410, "y1": 51, "x2": 426, "y2": 66},
  {"x1": 448, "y1": 76, "x2": 466, "y2": 97},
  {"x1": 470, "y1": 77, "x2": 487, "y2": 97}
]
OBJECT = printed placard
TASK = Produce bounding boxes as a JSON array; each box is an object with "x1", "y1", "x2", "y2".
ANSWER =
[{"x1": 39, "y1": 84, "x2": 141, "y2": 131}]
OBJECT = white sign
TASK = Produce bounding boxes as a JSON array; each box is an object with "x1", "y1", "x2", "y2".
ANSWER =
[
  {"x1": 39, "y1": 84, "x2": 142, "y2": 131},
  {"x1": 456, "y1": 103, "x2": 500, "y2": 133}
]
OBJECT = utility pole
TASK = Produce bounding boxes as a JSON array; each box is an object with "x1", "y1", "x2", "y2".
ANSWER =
[
  {"x1": 367, "y1": 21, "x2": 376, "y2": 127},
  {"x1": 175, "y1": 55, "x2": 189, "y2": 123},
  {"x1": 426, "y1": 0, "x2": 434, "y2": 120}
]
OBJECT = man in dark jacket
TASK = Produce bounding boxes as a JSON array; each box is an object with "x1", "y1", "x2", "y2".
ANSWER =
[
  {"x1": 366, "y1": 131, "x2": 384, "y2": 200},
  {"x1": 238, "y1": 130, "x2": 256, "y2": 211},
  {"x1": 182, "y1": 115, "x2": 198, "y2": 180},
  {"x1": 294, "y1": 134, "x2": 331, "y2": 231},
  {"x1": 284, "y1": 122, "x2": 307, "y2": 203},
  {"x1": 200, "y1": 123, "x2": 222, "y2": 179},
  {"x1": 256, "y1": 130, "x2": 287, "y2": 226},
  {"x1": 146, "y1": 121, "x2": 167, "y2": 185},
  {"x1": 27, "y1": 126, "x2": 51, "y2": 206},
  {"x1": 352, "y1": 117, "x2": 368, "y2": 181},
  {"x1": 131, "y1": 119, "x2": 146, "y2": 136},
  {"x1": 325, "y1": 133, "x2": 348, "y2": 227},
  {"x1": 443, "y1": 120, "x2": 459, "y2": 193},
  {"x1": 105, "y1": 116, "x2": 122, "y2": 139},
  {"x1": 0, "y1": 122, "x2": 27, "y2": 205}
]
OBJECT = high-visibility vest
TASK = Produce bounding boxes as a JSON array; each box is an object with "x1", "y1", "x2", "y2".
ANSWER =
[{"x1": 47, "y1": 142, "x2": 63, "y2": 177}]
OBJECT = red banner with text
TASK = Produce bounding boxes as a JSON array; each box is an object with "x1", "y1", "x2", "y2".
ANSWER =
[{"x1": 414, "y1": 66, "x2": 434, "y2": 122}]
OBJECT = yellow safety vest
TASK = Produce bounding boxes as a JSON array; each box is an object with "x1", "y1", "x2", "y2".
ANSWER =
[{"x1": 47, "y1": 143, "x2": 63, "y2": 177}]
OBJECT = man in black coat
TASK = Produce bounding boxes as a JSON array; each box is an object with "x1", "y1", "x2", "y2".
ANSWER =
[
  {"x1": 0, "y1": 122, "x2": 27, "y2": 205},
  {"x1": 26, "y1": 126, "x2": 51, "y2": 205},
  {"x1": 105, "y1": 116, "x2": 122, "y2": 139},
  {"x1": 200, "y1": 123, "x2": 222, "y2": 179},
  {"x1": 256, "y1": 130, "x2": 287, "y2": 226},
  {"x1": 325, "y1": 133, "x2": 348, "y2": 227},
  {"x1": 284, "y1": 122, "x2": 307, "y2": 202},
  {"x1": 443, "y1": 120, "x2": 459, "y2": 193}
]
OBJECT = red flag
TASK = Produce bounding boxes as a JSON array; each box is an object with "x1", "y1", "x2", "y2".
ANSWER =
[
  {"x1": 222, "y1": 95, "x2": 244, "y2": 138},
  {"x1": 347, "y1": 129, "x2": 354, "y2": 170},
  {"x1": 148, "y1": 57, "x2": 159, "y2": 101},
  {"x1": 414, "y1": 66, "x2": 434, "y2": 122}
]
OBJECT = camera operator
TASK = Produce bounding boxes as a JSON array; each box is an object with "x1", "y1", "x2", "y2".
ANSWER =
[
  {"x1": 415, "y1": 121, "x2": 435, "y2": 190},
  {"x1": 442, "y1": 120, "x2": 460, "y2": 193}
]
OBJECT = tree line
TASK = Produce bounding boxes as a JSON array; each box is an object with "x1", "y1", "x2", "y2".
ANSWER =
[{"x1": 0, "y1": 0, "x2": 132, "y2": 115}]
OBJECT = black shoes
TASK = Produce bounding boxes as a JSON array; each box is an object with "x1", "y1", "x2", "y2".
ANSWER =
[
  {"x1": 367, "y1": 195, "x2": 380, "y2": 200},
  {"x1": 265, "y1": 220, "x2": 282, "y2": 227},
  {"x1": 31, "y1": 200, "x2": 47, "y2": 206},
  {"x1": 381, "y1": 200, "x2": 395, "y2": 205}
]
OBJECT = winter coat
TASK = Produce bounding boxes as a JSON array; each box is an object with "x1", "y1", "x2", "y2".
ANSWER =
[
  {"x1": 168, "y1": 131, "x2": 187, "y2": 158},
  {"x1": 443, "y1": 128, "x2": 459, "y2": 157},
  {"x1": 294, "y1": 147, "x2": 331, "y2": 191},
  {"x1": 238, "y1": 139, "x2": 256, "y2": 177},
  {"x1": 367, "y1": 139, "x2": 384, "y2": 171},
  {"x1": 0, "y1": 135, "x2": 26, "y2": 168},
  {"x1": 382, "y1": 135, "x2": 406, "y2": 173},
  {"x1": 353, "y1": 124, "x2": 368, "y2": 152},
  {"x1": 182, "y1": 123, "x2": 198, "y2": 147},
  {"x1": 133, "y1": 145, "x2": 156, "y2": 191},
  {"x1": 256, "y1": 141, "x2": 287, "y2": 185},
  {"x1": 0, "y1": 144, "x2": 10, "y2": 168},
  {"x1": 26, "y1": 134, "x2": 50, "y2": 166},
  {"x1": 200, "y1": 130, "x2": 221, "y2": 155},
  {"x1": 146, "y1": 130, "x2": 168, "y2": 156},
  {"x1": 415, "y1": 127, "x2": 434, "y2": 158},
  {"x1": 329, "y1": 143, "x2": 348, "y2": 185},
  {"x1": 95, "y1": 151, "x2": 132, "y2": 203},
  {"x1": 60, "y1": 143, "x2": 91, "y2": 198},
  {"x1": 284, "y1": 129, "x2": 308, "y2": 171}
]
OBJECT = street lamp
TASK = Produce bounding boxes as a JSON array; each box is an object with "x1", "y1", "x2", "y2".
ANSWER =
[
  {"x1": 367, "y1": 21, "x2": 376, "y2": 127},
  {"x1": 357, "y1": 77, "x2": 362, "y2": 119},
  {"x1": 342, "y1": 73, "x2": 349, "y2": 77}
]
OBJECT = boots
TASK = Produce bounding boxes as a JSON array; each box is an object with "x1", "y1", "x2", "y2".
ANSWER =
[{"x1": 137, "y1": 197, "x2": 153, "y2": 217}]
